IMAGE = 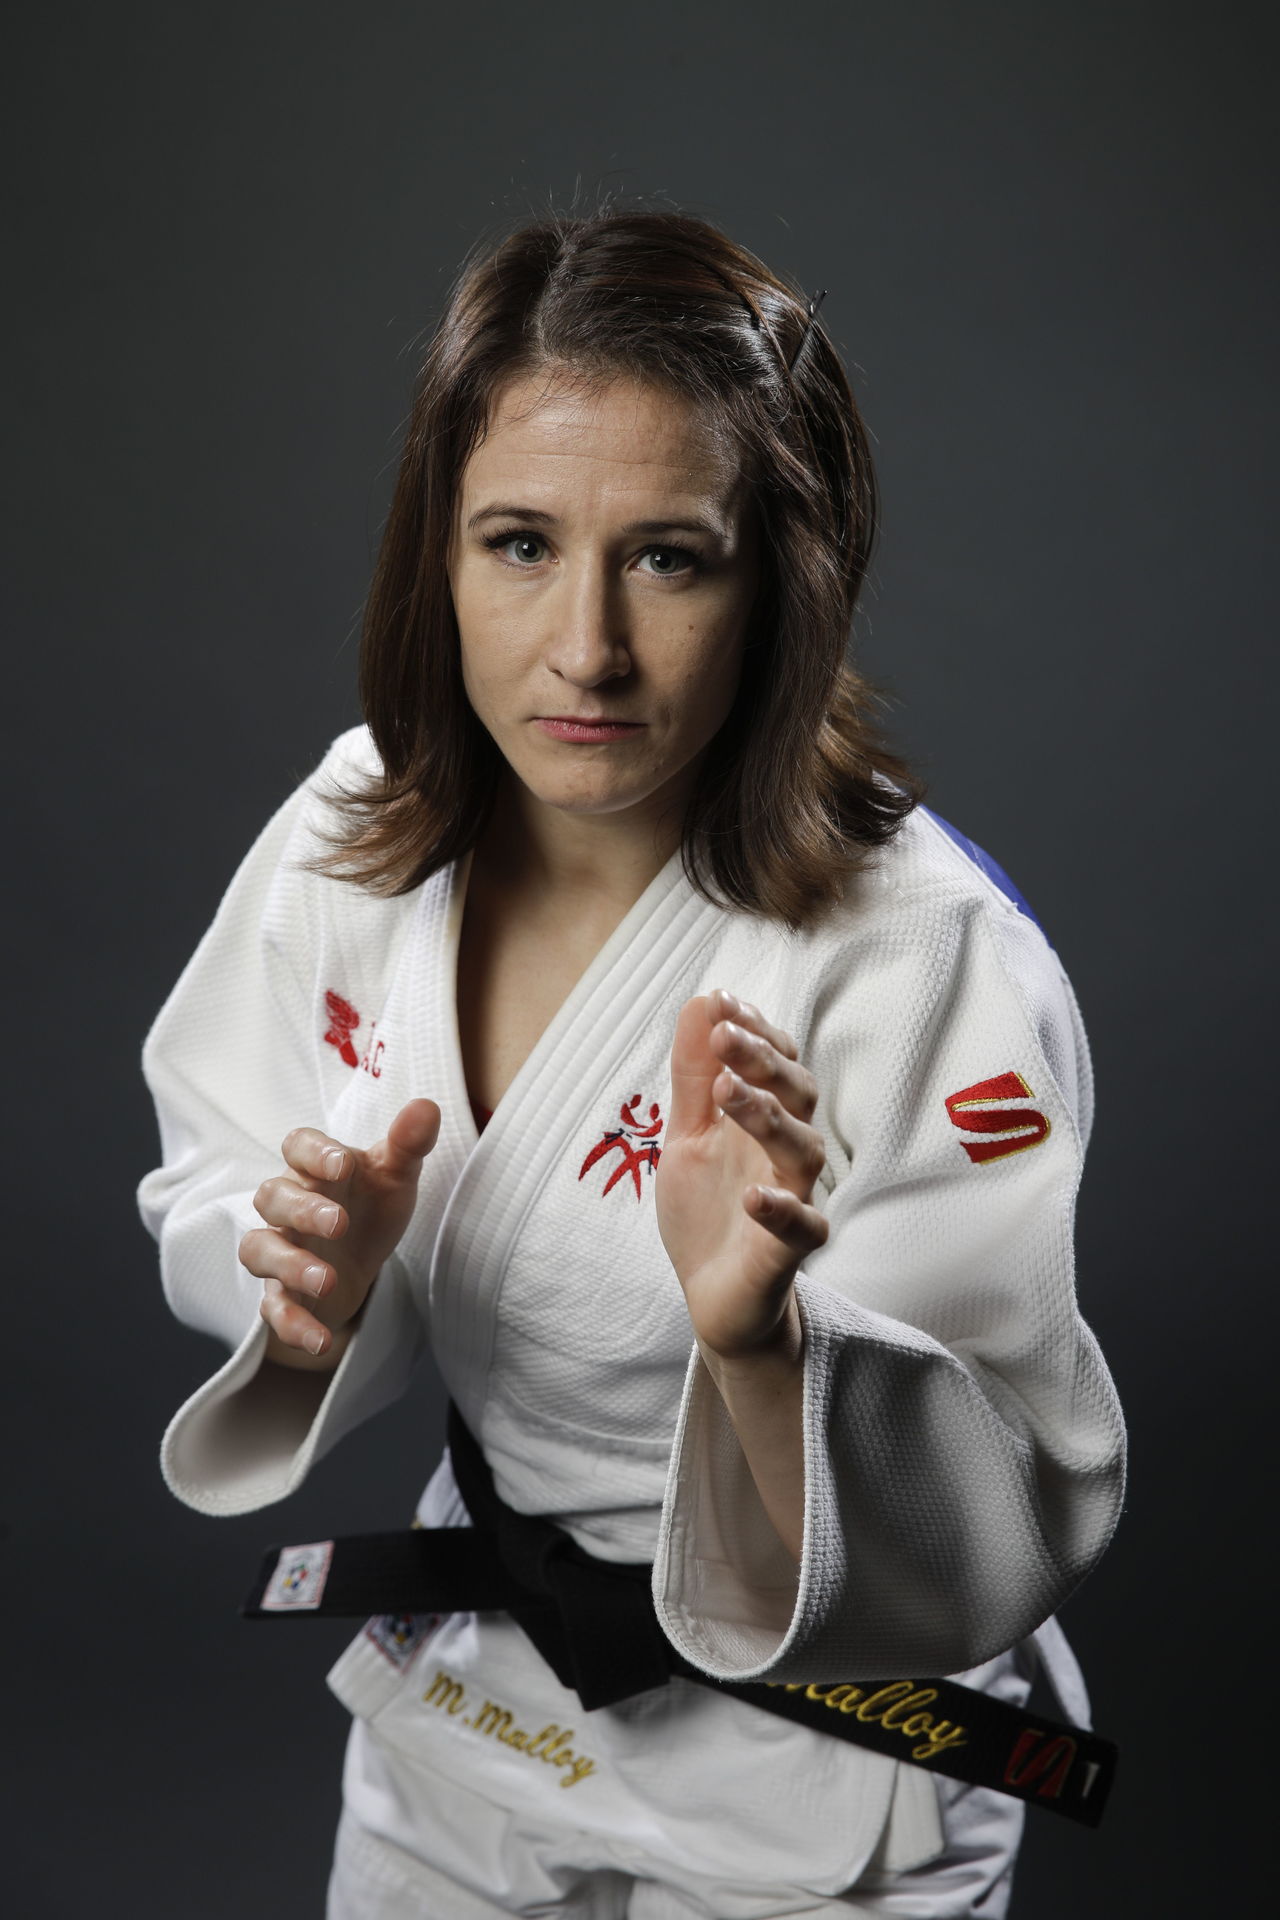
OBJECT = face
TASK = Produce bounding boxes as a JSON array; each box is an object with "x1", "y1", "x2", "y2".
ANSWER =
[{"x1": 447, "y1": 368, "x2": 760, "y2": 840}]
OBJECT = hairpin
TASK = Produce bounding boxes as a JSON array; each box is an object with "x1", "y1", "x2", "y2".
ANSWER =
[{"x1": 787, "y1": 288, "x2": 829, "y2": 373}]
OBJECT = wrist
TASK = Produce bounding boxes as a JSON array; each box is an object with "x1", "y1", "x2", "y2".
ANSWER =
[
  {"x1": 695, "y1": 1291, "x2": 806, "y2": 1565},
  {"x1": 696, "y1": 1289, "x2": 803, "y2": 1389}
]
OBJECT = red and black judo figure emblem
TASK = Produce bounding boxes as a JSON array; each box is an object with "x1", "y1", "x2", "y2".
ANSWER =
[{"x1": 578, "y1": 1094, "x2": 664, "y2": 1200}]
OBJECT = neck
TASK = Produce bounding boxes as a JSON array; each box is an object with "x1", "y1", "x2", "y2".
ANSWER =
[{"x1": 473, "y1": 773, "x2": 684, "y2": 915}]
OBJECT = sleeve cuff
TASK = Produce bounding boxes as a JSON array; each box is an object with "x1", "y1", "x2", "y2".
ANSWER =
[
  {"x1": 651, "y1": 1270, "x2": 1048, "y2": 1685},
  {"x1": 651, "y1": 1279, "x2": 822, "y2": 1682},
  {"x1": 159, "y1": 1250, "x2": 424, "y2": 1515}
]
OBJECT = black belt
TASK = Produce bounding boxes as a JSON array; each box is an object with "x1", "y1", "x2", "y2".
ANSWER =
[{"x1": 242, "y1": 1402, "x2": 1117, "y2": 1828}]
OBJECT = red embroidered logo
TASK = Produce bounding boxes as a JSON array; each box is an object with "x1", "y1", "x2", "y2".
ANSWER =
[
  {"x1": 578, "y1": 1095, "x2": 664, "y2": 1199},
  {"x1": 1003, "y1": 1728, "x2": 1077, "y2": 1800},
  {"x1": 322, "y1": 992, "x2": 385, "y2": 1077},
  {"x1": 323, "y1": 990, "x2": 360, "y2": 1068},
  {"x1": 944, "y1": 1072, "x2": 1050, "y2": 1165},
  {"x1": 359, "y1": 1020, "x2": 385, "y2": 1079}
]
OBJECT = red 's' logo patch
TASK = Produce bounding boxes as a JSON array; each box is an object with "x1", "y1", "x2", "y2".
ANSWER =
[
  {"x1": 944, "y1": 1072, "x2": 1050, "y2": 1165},
  {"x1": 578, "y1": 1094, "x2": 664, "y2": 1199},
  {"x1": 1003, "y1": 1728, "x2": 1078, "y2": 1799}
]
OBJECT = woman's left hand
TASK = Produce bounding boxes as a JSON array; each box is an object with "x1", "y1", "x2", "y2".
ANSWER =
[{"x1": 655, "y1": 987, "x2": 829, "y2": 1361}]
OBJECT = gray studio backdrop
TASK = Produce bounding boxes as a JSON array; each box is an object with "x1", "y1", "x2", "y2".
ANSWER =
[{"x1": 8, "y1": 2, "x2": 1271, "y2": 1913}]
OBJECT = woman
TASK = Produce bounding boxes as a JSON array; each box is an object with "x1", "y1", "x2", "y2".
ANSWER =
[{"x1": 138, "y1": 205, "x2": 1125, "y2": 1917}]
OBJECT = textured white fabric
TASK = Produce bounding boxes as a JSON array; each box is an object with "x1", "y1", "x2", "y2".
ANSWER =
[
  {"x1": 321, "y1": 1445, "x2": 1054, "y2": 1903},
  {"x1": 138, "y1": 724, "x2": 1125, "y2": 1694},
  {"x1": 327, "y1": 1686, "x2": 1027, "y2": 1918},
  {"x1": 329, "y1": 1457, "x2": 1028, "y2": 1912},
  {"x1": 326, "y1": 1445, "x2": 939, "y2": 1894}
]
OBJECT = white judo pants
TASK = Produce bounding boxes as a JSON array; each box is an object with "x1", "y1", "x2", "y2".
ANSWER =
[{"x1": 324, "y1": 1606, "x2": 1035, "y2": 1919}]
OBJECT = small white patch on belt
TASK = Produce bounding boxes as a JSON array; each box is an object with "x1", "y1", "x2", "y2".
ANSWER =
[{"x1": 260, "y1": 1540, "x2": 335, "y2": 1610}]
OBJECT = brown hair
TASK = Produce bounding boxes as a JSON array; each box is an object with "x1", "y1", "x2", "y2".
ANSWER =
[{"x1": 303, "y1": 198, "x2": 922, "y2": 928}]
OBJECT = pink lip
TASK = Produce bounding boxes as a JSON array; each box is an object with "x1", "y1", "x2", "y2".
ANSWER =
[{"x1": 535, "y1": 717, "x2": 645, "y2": 742}]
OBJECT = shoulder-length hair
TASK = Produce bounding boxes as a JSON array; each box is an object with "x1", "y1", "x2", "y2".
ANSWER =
[{"x1": 302, "y1": 201, "x2": 922, "y2": 928}]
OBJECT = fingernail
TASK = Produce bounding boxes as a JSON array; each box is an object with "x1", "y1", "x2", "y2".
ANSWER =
[
  {"x1": 719, "y1": 989, "x2": 741, "y2": 1016},
  {"x1": 322, "y1": 1148, "x2": 345, "y2": 1179},
  {"x1": 304, "y1": 1330, "x2": 326, "y2": 1356},
  {"x1": 303, "y1": 1263, "x2": 327, "y2": 1297},
  {"x1": 316, "y1": 1203, "x2": 340, "y2": 1234}
]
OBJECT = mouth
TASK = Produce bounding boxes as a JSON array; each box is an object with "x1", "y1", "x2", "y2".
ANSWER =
[{"x1": 534, "y1": 717, "x2": 646, "y2": 743}]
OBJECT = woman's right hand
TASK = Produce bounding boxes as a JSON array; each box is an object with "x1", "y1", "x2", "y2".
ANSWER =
[{"x1": 239, "y1": 1097, "x2": 442, "y2": 1371}]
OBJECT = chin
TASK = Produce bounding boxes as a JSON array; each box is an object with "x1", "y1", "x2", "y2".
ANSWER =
[
  {"x1": 541, "y1": 785, "x2": 650, "y2": 817},
  {"x1": 514, "y1": 764, "x2": 657, "y2": 813}
]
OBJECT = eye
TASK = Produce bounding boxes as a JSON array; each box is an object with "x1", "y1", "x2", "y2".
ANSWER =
[
  {"x1": 482, "y1": 529, "x2": 547, "y2": 566},
  {"x1": 480, "y1": 528, "x2": 703, "y2": 580},
  {"x1": 637, "y1": 545, "x2": 700, "y2": 578}
]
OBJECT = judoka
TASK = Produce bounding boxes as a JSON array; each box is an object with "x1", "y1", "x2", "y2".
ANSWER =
[{"x1": 138, "y1": 201, "x2": 1125, "y2": 1918}]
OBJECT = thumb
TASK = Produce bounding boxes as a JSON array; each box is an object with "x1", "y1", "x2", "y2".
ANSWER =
[
  {"x1": 667, "y1": 994, "x2": 721, "y2": 1140},
  {"x1": 381, "y1": 1097, "x2": 442, "y2": 1175}
]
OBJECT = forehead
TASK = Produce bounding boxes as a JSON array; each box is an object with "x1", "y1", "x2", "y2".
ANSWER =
[{"x1": 459, "y1": 368, "x2": 745, "y2": 515}]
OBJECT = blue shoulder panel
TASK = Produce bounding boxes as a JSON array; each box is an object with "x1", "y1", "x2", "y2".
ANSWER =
[{"x1": 918, "y1": 805, "x2": 1046, "y2": 937}]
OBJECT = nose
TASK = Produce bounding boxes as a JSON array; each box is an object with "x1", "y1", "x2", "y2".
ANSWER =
[{"x1": 543, "y1": 558, "x2": 632, "y2": 688}]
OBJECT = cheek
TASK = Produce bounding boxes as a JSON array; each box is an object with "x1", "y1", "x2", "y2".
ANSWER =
[
  {"x1": 460, "y1": 643, "x2": 520, "y2": 726},
  {"x1": 452, "y1": 550, "x2": 513, "y2": 634},
  {"x1": 454, "y1": 585, "x2": 525, "y2": 712},
  {"x1": 668, "y1": 625, "x2": 745, "y2": 723}
]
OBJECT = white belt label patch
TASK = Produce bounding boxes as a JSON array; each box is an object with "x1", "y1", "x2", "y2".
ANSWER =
[{"x1": 259, "y1": 1540, "x2": 335, "y2": 1611}]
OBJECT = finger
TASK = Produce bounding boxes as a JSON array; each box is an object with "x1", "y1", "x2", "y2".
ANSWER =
[
  {"x1": 711, "y1": 1019, "x2": 818, "y2": 1123},
  {"x1": 714, "y1": 1070, "x2": 827, "y2": 1191},
  {"x1": 252, "y1": 1172, "x2": 348, "y2": 1241},
  {"x1": 240, "y1": 1226, "x2": 333, "y2": 1301},
  {"x1": 259, "y1": 1275, "x2": 332, "y2": 1356},
  {"x1": 379, "y1": 1098, "x2": 442, "y2": 1176},
  {"x1": 711, "y1": 988, "x2": 799, "y2": 1062},
  {"x1": 744, "y1": 1183, "x2": 830, "y2": 1261},
  {"x1": 281, "y1": 1126, "x2": 353, "y2": 1185}
]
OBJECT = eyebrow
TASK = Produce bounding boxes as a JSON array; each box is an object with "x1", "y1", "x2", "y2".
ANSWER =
[{"x1": 467, "y1": 502, "x2": 730, "y2": 542}]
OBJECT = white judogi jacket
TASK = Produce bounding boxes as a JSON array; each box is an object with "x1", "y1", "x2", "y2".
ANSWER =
[{"x1": 137, "y1": 724, "x2": 1125, "y2": 1697}]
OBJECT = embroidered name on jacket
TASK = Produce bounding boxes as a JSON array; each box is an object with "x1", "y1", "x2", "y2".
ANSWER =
[
  {"x1": 421, "y1": 1667, "x2": 597, "y2": 1787},
  {"x1": 578, "y1": 1095, "x2": 664, "y2": 1199},
  {"x1": 944, "y1": 1072, "x2": 1050, "y2": 1165}
]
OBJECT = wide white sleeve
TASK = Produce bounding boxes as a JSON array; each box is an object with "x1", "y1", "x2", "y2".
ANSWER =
[
  {"x1": 652, "y1": 894, "x2": 1125, "y2": 1682},
  {"x1": 135, "y1": 733, "x2": 424, "y2": 1516}
]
